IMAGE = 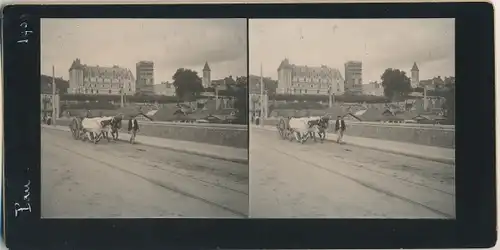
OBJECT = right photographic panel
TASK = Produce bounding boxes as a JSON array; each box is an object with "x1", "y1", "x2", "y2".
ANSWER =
[{"x1": 249, "y1": 18, "x2": 455, "y2": 219}]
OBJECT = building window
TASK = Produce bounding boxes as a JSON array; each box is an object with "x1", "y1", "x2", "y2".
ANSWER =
[
  {"x1": 109, "y1": 90, "x2": 112, "y2": 94},
  {"x1": 96, "y1": 90, "x2": 99, "y2": 94},
  {"x1": 317, "y1": 90, "x2": 320, "y2": 94},
  {"x1": 305, "y1": 89, "x2": 307, "y2": 94}
]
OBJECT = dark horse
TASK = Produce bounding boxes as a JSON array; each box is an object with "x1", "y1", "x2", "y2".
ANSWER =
[
  {"x1": 100, "y1": 115, "x2": 123, "y2": 141},
  {"x1": 307, "y1": 116, "x2": 330, "y2": 143}
]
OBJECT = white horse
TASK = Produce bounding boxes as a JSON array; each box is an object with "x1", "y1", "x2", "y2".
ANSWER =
[
  {"x1": 81, "y1": 117, "x2": 114, "y2": 144},
  {"x1": 288, "y1": 116, "x2": 322, "y2": 143}
]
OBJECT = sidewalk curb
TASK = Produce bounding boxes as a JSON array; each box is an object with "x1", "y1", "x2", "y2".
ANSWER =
[
  {"x1": 42, "y1": 125, "x2": 248, "y2": 164},
  {"x1": 335, "y1": 140, "x2": 455, "y2": 165},
  {"x1": 252, "y1": 126, "x2": 455, "y2": 165}
]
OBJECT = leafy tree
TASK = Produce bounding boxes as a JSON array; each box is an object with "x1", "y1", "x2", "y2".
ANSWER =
[
  {"x1": 236, "y1": 76, "x2": 247, "y2": 87},
  {"x1": 223, "y1": 75, "x2": 237, "y2": 86},
  {"x1": 441, "y1": 85, "x2": 455, "y2": 124},
  {"x1": 380, "y1": 68, "x2": 412, "y2": 101},
  {"x1": 172, "y1": 68, "x2": 204, "y2": 103},
  {"x1": 227, "y1": 77, "x2": 248, "y2": 125}
]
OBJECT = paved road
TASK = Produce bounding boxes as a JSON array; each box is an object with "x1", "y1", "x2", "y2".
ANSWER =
[
  {"x1": 41, "y1": 128, "x2": 248, "y2": 218},
  {"x1": 250, "y1": 127, "x2": 455, "y2": 219}
]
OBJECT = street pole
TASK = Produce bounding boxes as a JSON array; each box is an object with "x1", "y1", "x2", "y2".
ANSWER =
[
  {"x1": 423, "y1": 85, "x2": 428, "y2": 111},
  {"x1": 52, "y1": 65, "x2": 56, "y2": 125},
  {"x1": 260, "y1": 63, "x2": 264, "y2": 127},
  {"x1": 120, "y1": 85, "x2": 124, "y2": 108},
  {"x1": 328, "y1": 85, "x2": 333, "y2": 108},
  {"x1": 215, "y1": 86, "x2": 219, "y2": 111}
]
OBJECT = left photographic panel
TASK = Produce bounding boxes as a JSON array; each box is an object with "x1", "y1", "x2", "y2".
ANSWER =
[{"x1": 40, "y1": 18, "x2": 249, "y2": 218}]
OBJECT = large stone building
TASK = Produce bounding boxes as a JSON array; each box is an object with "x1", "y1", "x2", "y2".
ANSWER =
[
  {"x1": 344, "y1": 61, "x2": 362, "y2": 92},
  {"x1": 136, "y1": 61, "x2": 155, "y2": 94},
  {"x1": 277, "y1": 58, "x2": 344, "y2": 95},
  {"x1": 68, "y1": 58, "x2": 135, "y2": 95}
]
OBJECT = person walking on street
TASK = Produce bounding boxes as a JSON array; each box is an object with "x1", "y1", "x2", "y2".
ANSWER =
[
  {"x1": 335, "y1": 115, "x2": 346, "y2": 143},
  {"x1": 128, "y1": 115, "x2": 139, "y2": 144}
]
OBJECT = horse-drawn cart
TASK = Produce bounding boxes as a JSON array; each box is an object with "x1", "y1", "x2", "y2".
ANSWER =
[
  {"x1": 69, "y1": 115, "x2": 122, "y2": 144},
  {"x1": 277, "y1": 116, "x2": 329, "y2": 144}
]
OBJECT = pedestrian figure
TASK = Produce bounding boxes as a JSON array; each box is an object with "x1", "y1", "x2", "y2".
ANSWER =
[
  {"x1": 128, "y1": 116, "x2": 139, "y2": 144},
  {"x1": 335, "y1": 115, "x2": 346, "y2": 143}
]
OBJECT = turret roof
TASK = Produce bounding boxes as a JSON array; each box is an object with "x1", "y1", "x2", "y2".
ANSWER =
[
  {"x1": 411, "y1": 62, "x2": 419, "y2": 71},
  {"x1": 203, "y1": 62, "x2": 211, "y2": 71}
]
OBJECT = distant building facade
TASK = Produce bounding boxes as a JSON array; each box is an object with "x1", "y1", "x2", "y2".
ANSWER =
[
  {"x1": 277, "y1": 58, "x2": 344, "y2": 95},
  {"x1": 344, "y1": 61, "x2": 362, "y2": 92},
  {"x1": 362, "y1": 81, "x2": 384, "y2": 96},
  {"x1": 419, "y1": 76, "x2": 446, "y2": 91},
  {"x1": 154, "y1": 81, "x2": 176, "y2": 96},
  {"x1": 68, "y1": 58, "x2": 135, "y2": 95},
  {"x1": 411, "y1": 62, "x2": 419, "y2": 89},
  {"x1": 249, "y1": 75, "x2": 277, "y2": 95},
  {"x1": 136, "y1": 61, "x2": 155, "y2": 94},
  {"x1": 41, "y1": 76, "x2": 66, "y2": 117}
]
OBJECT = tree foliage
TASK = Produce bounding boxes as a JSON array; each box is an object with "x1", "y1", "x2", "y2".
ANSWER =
[
  {"x1": 223, "y1": 75, "x2": 237, "y2": 86},
  {"x1": 230, "y1": 76, "x2": 248, "y2": 124},
  {"x1": 172, "y1": 68, "x2": 204, "y2": 102},
  {"x1": 236, "y1": 76, "x2": 247, "y2": 87},
  {"x1": 441, "y1": 85, "x2": 455, "y2": 124},
  {"x1": 380, "y1": 68, "x2": 412, "y2": 101}
]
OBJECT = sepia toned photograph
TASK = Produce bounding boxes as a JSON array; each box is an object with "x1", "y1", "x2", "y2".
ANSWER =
[
  {"x1": 40, "y1": 18, "x2": 249, "y2": 218},
  {"x1": 249, "y1": 19, "x2": 455, "y2": 218}
]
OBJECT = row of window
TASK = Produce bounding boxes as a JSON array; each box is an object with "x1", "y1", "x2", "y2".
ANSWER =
[
  {"x1": 82, "y1": 83, "x2": 132, "y2": 89},
  {"x1": 85, "y1": 69, "x2": 130, "y2": 79},
  {"x1": 291, "y1": 77, "x2": 331, "y2": 84},
  {"x1": 82, "y1": 77, "x2": 132, "y2": 83},
  {"x1": 291, "y1": 88, "x2": 341, "y2": 94},
  {"x1": 291, "y1": 83, "x2": 334, "y2": 88},
  {"x1": 79, "y1": 88, "x2": 133, "y2": 94}
]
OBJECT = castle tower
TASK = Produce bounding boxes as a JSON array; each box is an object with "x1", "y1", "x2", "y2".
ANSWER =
[
  {"x1": 68, "y1": 58, "x2": 84, "y2": 94},
  {"x1": 411, "y1": 62, "x2": 419, "y2": 89},
  {"x1": 202, "y1": 62, "x2": 211, "y2": 88},
  {"x1": 277, "y1": 58, "x2": 292, "y2": 94}
]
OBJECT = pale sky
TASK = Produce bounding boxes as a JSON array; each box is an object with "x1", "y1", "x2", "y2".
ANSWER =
[
  {"x1": 249, "y1": 19, "x2": 455, "y2": 83},
  {"x1": 41, "y1": 18, "x2": 247, "y2": 83}
]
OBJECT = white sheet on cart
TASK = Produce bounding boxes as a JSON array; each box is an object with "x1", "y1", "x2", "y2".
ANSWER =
[
  {"x1": 288, "y1": 117, "x2": 321, "y2": 133},
  {"x1": 81, "y1": 117, "x2": 112, "y2": 133}
]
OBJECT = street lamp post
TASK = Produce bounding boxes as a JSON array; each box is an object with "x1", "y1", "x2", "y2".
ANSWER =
[
  {"x1": 260, "y1": 63, "x2": 264, "y2": 127},
  {"x1": 52, "y1": 65, "x2": 57, "y2": 125},
  {"x1": 120, "y1": 84, "x2": 125, "y2": 108}
]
